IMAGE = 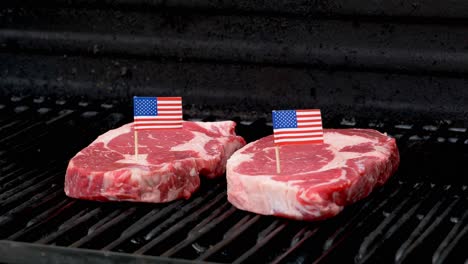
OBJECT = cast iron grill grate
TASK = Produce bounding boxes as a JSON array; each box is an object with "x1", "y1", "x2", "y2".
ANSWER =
[{"x1": 0, "y1": 95, "x2": 466, "y2": 264}]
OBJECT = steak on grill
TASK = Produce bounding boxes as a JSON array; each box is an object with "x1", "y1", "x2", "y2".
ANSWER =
[
  {"x1": 65, "y1": 121, "x2": 245, "y2": 203},
  {"x1": 226, "y1": 129, "x2": 399, "y2": 220}
]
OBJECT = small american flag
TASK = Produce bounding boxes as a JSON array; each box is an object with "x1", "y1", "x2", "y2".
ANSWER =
[
  {"x1": 133, "y1": 96, "x2": 183, "y2": 130},
  {"x1": 272, "y1": 109, "x2": 323, "y2": 145}
]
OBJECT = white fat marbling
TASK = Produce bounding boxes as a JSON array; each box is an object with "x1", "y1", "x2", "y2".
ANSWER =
[
  {"x1": 226, "y1": 149, "x2": 254, "y2": 172},
  {"x1": 116, "y1": 154, "x2": 150, "y2": 165},
  {"x1": 170, "y1": 131, "x2": 212, "y2": 158},
  {"x1": 192, "y1": 121, "x2": 233, "y2": 136},
  {"x1": 323, "y1": 131, "x2": 375, "y2": 149}
]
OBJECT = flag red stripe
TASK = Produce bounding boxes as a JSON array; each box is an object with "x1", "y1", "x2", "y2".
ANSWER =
[
  {"x1": 134, "y1": 121, "x2": 182, "y2": 125},
  {"x1": 157, "y1": 97, "x2": 182, "y2": 101},
  {"x1": 156, "y1": 104, "x2": 182, "y2": 107},
  {"x1": 296, "y1": 114, "x2": 322, "y2": 118},
  {"x1": 274, "y1": 134, "x2": 322, "y2": 138},
  {"x1": 296, "y1": 109, "x2": 320, "y2": 113},
  {"x1": 157, "y1": 108, "x2": 182, "y2": 111},
  {"x1": 272, "y1": 125, "x2": 322, "y2": 131},
  {"x1": 296, "y1": 124, "x2": 323, "y2": 128},
  {"x1": 276, "y1": 139, "x2": 324, "y2": 146},
  {"x1": 134, "y1": 114, "x2": 182, "y2": 118},
  {"x1": 134, "y1": 124, "x2": 182, "y2": 127},
  {"x1": 273, "y1": 129, "x2": 322, "y2": 135},
  {"x1": 134, "y1": 127, "x2": 182, "y2": 130},
  {"x1": 134, "y1": 118, "x2": 182, "y2": 122},
  {"x1": 274, "y1": 135, "x2": 323, "y2": 140},
  {"x1": 153, "y1": 113, "x2": 182, "y2": 116},
  {"x1": 274, "y1": 130, "x2": 323, "y2": 137},
  {"x1": 133, "y1": 125, "x2": 182, "y2": 130}
]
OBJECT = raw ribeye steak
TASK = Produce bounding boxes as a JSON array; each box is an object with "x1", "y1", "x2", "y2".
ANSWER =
[
  {"x1": 65, "y1": 121, "x2": 245, "y2": 203},
  {"x1": 227, "y1": 129, "x2": 399, "y2": 221}
]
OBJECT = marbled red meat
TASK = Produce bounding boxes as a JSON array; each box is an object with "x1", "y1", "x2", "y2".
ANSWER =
[
  {"x1": 226, "y1": 129, "x2": 399, "y2": 221},
  {"x1": 65, "y1": 121, "x2": 245, "y2": 203}
]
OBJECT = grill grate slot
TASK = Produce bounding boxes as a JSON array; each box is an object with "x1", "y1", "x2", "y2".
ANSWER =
[
  {"x1": 8, "y1": 200, "x2": 77, "y2": 241},
  {"x1": 395, "y1": 197, "x2": 460, "y2": 263},
  {"x1": 432, "y1": 208, "x2": 468, "y2": 264},
  {"x1": 135, "y1": 190, "x2": 228, "y2": 254},
  {"x1": 0, "y1": 166, "x2": 60, "y2": 195},
  {"x1": 0, "y1": 188, "x2": 62, "y2": 222},
  {"x1": 8, "y1": 202, "x2": 98, "y2": 243},
  {"x1": 101, "y1": 203, "x2": 180, "y2": 250},
  {"x1": 0, "y1": 167, "x2": 36, "y2": 189},
  {"x1": 323, "y1": 184, "x2": 402, "y2": 251},
  {"x1": 232, "y1": 220, "x2": 288, "y2": 264},
  {"x1": 102, "y1": 183, "x2": 225, "y2": 252},
  {"x1": 0, "y1": 172, "x2": 61, "y2": 213},
  {"x1": 69, "y1": 208, "x2": 135, "y2": 248},
  {"x1": 161, "y1": 203, "x2": 237, "y2": 257},
  {"x1": 356, "y1": 189, "x2": 433, "y2": 263},
  {"x1": 196, "y1": 214, "x2": 262, "y2": 262},
  {"x1": 36, "y1": 208, "x2": 103, "y2": 245},
  {"x1": 270, "y1": 227, "x2": 320, "y2": 264}
]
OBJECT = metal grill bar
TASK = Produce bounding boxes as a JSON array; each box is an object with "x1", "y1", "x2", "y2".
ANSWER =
[
  {"x1": 395, "y1": 198, "x2": 460, "y2": 263},
  {"x1": 0, "y1": 188, "x2": 62, "y2": 226},
  {"x1": 357, "y1": 196, "x2": 428, "y2": 262},
  {"x1": 8, "y1": 200, "x2": 77, "y2": 241},
  {"x1": 0, "y1": 167, "x2": 35, "y2": 188},
  {"x1": 0, "y1": 169, "x2": 47, "y2": 197},
  {"x1": 135, "y1": 191, "x2": 227, "y2": 254},
  {"x1": 232, "y1": 220, "x2": 287, "y2": 264},
  {"x1": 0, "y1": 163, "x2": 19, "y2": 175},
  {"x1": 322, "y1": 182, "x2": 404, "y2": 251},
  {"x1": 356, "y1": 184, "x2": 432, "y2": 262},
  {"x1": 161, "y1": 203, "x2": 236, "y2": 257},
  {"x1": 270, "y1": 227, "x2": 320, "y2": 264},
  {"x1": 103, "y1": 184, "x2": 224, "y2": 251},
  {"x1": 36, "y1": 208, "x2": 102, "y2": 244},
  {"x1": 196, "y1": 214, "x2": 262, "y2": 261},
  {"x1": 70, "y1": 208, "x2": 134, "y2": 248},
  {"x1": 432, "y1": 209, "x2": 468, "y2": 264},
  {"x1": 0, "y1": 120, "x2": 27, "y2": 133},
  {"x1": 101, "y1": 203, "x2": 179, "y2": 250},
  {"x1": 0, "y1": 122, "x2": 44, "y2": 145},
  {"x1": 312, "y1": 183, "x2": 432, "y2": 263},
  {"x1": 144, "y1": 192, "x2": 225, "y2": 245},
  {"x1": 0, "y1": 160, "x2": 21, "y2": 172},
  {"x1": 0, "y1": 173, "x2": 60, "y2": 212}
]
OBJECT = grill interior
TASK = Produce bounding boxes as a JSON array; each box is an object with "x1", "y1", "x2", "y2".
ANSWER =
[{"x1": 0, "y1": 96, "x2": 467, "y2": 264}]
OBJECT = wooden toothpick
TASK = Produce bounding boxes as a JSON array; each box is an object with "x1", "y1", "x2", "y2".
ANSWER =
[
  {"x1": 134, "y1": 129, "x2": 139, "y2": 160},
  {"x1": 275, "y1": 146, "x2": 281, "y2": 174}
]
